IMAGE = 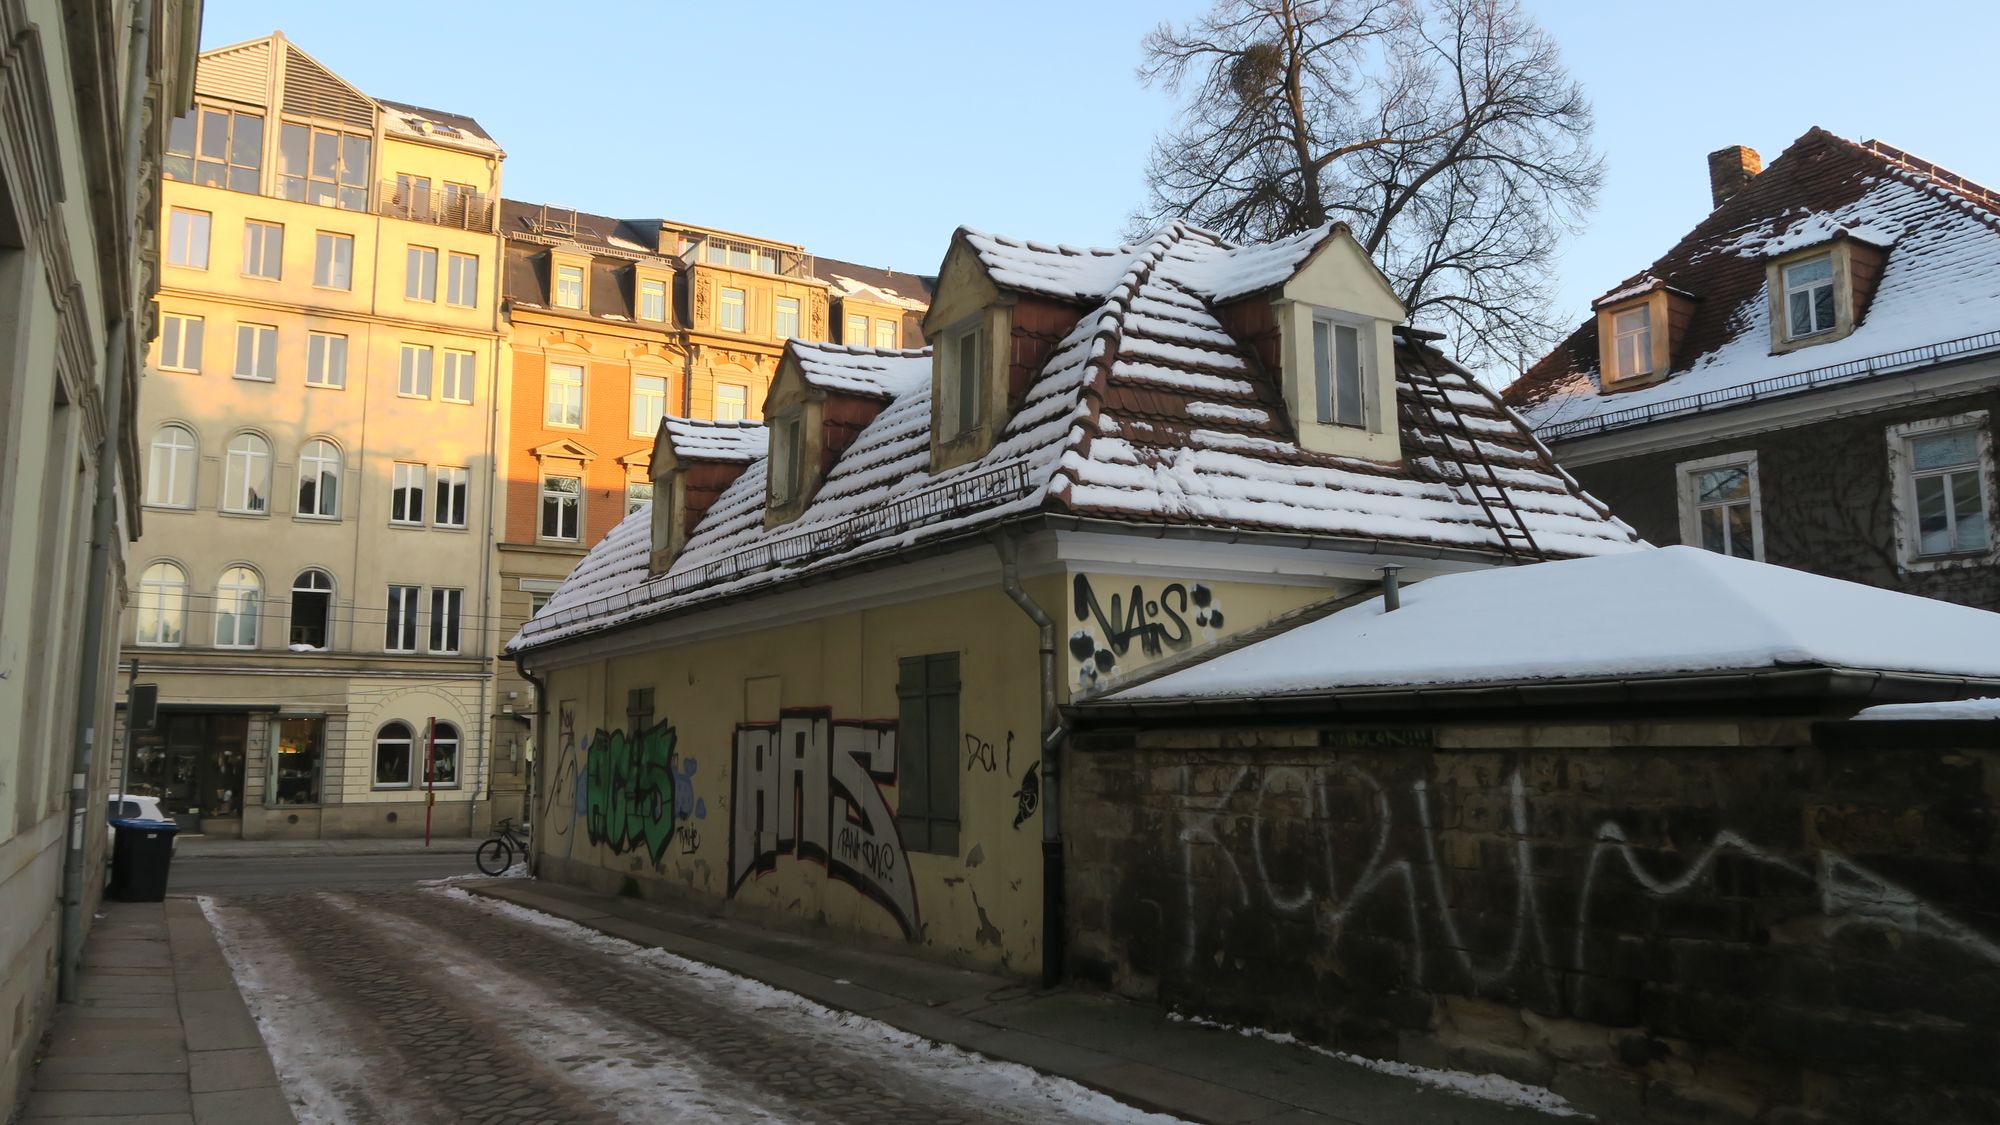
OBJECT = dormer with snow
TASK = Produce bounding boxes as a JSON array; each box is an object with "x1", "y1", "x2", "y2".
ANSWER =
[
  {"x1": 762, "y1": 341, "x2": 931, "y2": 526},
  {"x1": 1591, "y1": 275, "x2": 1697, "y2": 393},
  {"x1": 648, "y1": 417, "x2": 767, "y2": 574}
]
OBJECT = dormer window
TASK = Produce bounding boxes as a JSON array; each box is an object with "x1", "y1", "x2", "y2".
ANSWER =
[
  {"x1": 1611, "y1": 304, "x2": 1653, "y2": 380},
  {"x1": 768, "y1": 413, "x2": 802, "y2": 507},
  {"x1": 940, "y1": 320, "x2": 984, "y2": 441},
  {"x1": 1592, "y1": 279, "x2": 1691, "y2": 393},
  {"x1": 554, "y1": 264, "x2": 584, "y2": 309},
  {"x1": 1312, "y1": 316, "x2": 1365, "y2": 428},
  {"x1": 1782, "y1": 255, "x2": 1835, "y2": 339},
  {"x1": 1765, "y1": 235, "x2": 1885, "y2": 355}
]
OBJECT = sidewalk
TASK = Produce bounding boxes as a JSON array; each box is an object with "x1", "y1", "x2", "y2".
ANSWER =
[
  {"x1": 464, "y1": 878, "x2": 1565, "y2": 1125},
  {"x1": 173, "y1": 836, "x2": 458, "y2": 859},
  {"x1": 16, "y1": 899, "x2": 295, "y2": 1125}
]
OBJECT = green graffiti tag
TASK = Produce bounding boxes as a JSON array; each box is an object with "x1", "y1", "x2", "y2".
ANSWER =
[{"x1": 583, "y1": 719, "x2": 676, "y2": 863}]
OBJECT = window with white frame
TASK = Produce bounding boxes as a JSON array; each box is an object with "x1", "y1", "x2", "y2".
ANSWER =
[
  {"x1": 940, "y1": 322, "x2": 982, "y2": 440},
  {"x1": 714, "y1": 383, "x2": 747, "y2": 422},
  {"x1": 242, "y1": 220, "x2": 283, "y2": 280},
  {"x1": 306, "y1": 332, "x2": 347, "y2": 388},
  {"x1": 845, "y1": 313, "x2": 867, "y2": 345},
  {"x1": 290, "y1": 568, "x2": 333, "y2": 649},
  {"x1": 314, "y1": 231, "x2": 353, "y2": 289},
  {"x1": 441, "y1": 350, "x2": 476, "y2": 404},
  {"x1": 135, "y1": 562, "x2": 187, "y2": 646},
  {"x1": 434, "y1": 466, "x2": 468, "y2": 528},
  {"x1": 428, "y1": 721, "x2": 461, "y2": 786},
  {"x1": 874, "y1": 320, "x2": 897, "y2": 349},
  {"x1": 399, "y1": 344, "x2": 434, "y2": 398},
  {"x1": 373, "y1": 720, "x2": 414, "y2": 785},
  {"x1": 632, "y1": 375, "x2": 667, "y2": 437},
  {"x1": 213, "y1": 565, "x2": 262, "y2": 649},
  {"x1": 773, "y1": 296, "x2": 800, "y2": 339},
  {"x1": 160, "y1": 314, "x2": 203, "y2": 372},
  {"x1": 541, "y1": 474, "x2": 581, "y2": 540},
  {"x1": 1677, "y1": 452, "x2": 1762, "y2": 560},
  {"x1": 234, "y1": 323, "x2": 278, "y2": 381},
  {"x1": 1610, "y1": 304, "x2": 1653, "y2": 381},
  {"x1": 546, "y1": 363, "x2": 583, "y2": 426},
  {"x1": 428, "y1": 588, "x2": 463, "y2": 654},
  {"x1": 384, "y1": 587, "x2": 420, "y2": 653},
  {"x1": 146, "y1": 424, "x2": 197, "y2": 508},
  {"x1": 391, "y1": 462, "x2": 427, "y2": 525},
  {"x1": 297, "y1": 438, "x2": 341, "y2": 519},
  {"x1": 1891, "y1": 415, "x2": 1993, "y2": 561},
  {"x1": 528, "y1": 591, "x2": 551, "y2": 617},
  {"x1": 555, "y1": 263, "x2": 584, "y2": 309},
  {"x1": 1311, "y1": 316, "x2": 1366, "y2": 427},
  {"x1": 406, "y1": 246, "x2": 438, "y2": 302},
  {"x1": 167, "y1": 208, "x2": 209, "y2": 268},
  {"x1": 626, "y1": 480, "x2": 653, "y2": 515},
  {"x1": 769, "y1": 415, "x2": 800, "y2": 506},
  {"x1": 719, "y1": 287, "x2": 746, "y2": 331},
  {"x1": 446, "y1": 252, "x2": 479, "y2": 307},
  {"x1": 639, "y1": 278, "x2": 668, "y2": 322},
  {"x1": 222, "y1": 433, "x2": 270, "y2": 513},
  {"x1": 1783, "y1": 255, "x2": 1836, "y2": 340}
]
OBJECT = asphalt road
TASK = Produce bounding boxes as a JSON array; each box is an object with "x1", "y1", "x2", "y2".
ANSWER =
[{"x1": 169, "y1": 851, "x2": 478, "y2": 893}]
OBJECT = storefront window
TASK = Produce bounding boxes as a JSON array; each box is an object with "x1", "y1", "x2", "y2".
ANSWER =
[{"x1": 276, "y1": 717, "x2": 323, "y2": 805}]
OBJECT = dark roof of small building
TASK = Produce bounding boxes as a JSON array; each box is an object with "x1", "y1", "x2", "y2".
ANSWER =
[
  {"x1": 376, "y1": 98, "x2": 499, "y2": 145},
  {"x1": 500, "y1": 199, "x2": 677, "y2": 326},
  {"x1": 814, "y1": 256, "x2": 935, "y2": 308}
]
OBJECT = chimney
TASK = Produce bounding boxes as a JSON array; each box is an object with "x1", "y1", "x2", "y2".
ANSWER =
[{"x1": 1707, "y1": 145, "x2": 1763, "y2": 208}]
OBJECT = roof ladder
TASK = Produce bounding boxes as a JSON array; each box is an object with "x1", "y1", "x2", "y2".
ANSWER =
[{"x1": 1402, "y1": 350, "x2": 1544, "y2": 565}]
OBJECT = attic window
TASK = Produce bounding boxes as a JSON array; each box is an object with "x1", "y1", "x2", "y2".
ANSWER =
[
  {"x1": 939, "y1": 321, "x2": 983, "y2": 441},
  {"x1": 555, "y1": 264, "x2": 584, "y2": 309},
  {"x1": 768, "y1": 414, "x2": 802, "y2": 507},
  {"x1": 1611, "y1": 305, "x2": 1653, "y2": 380},
  {"x1": 1311, "y1": 317, "x2": 1365, "y2": 427},
  {"x1": 1782, "y1": 255, "x2": 1835, "y2": 339}
]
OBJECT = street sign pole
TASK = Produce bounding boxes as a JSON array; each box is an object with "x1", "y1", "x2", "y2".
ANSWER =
[
  {"x1": 424, "y1": 716, "x2": 436, "y2": 847},
  {"x1": 117, "y1": 660, "x2": 137, "y2": 807}
]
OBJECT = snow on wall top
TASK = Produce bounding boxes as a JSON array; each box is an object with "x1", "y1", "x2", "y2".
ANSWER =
[
  {"x1": 1855, "y1": 698, "x2": 2000, "y2": 721},
  {"x1": 791, "y1": 341, "x2": 933, "y2": 400},
  {"x1": 661, "y1": 417, "x2": 767, "y2": 463},
  {"x1": 1107, "y1": 546, "x2": 2000, "y2": 701},
  {"x1": 511, "y1": 223, "x2": 1639, "y2": 655}
]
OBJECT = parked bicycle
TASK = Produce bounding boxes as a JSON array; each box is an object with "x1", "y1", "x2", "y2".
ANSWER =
[{"x1": 475, "y1": 818, "x2": 530, "y2": 876}]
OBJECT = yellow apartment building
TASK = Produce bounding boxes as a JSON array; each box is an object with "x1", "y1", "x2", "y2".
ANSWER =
[{"x1": 116, "y1": 32, "x2": 507, "y2": 839}]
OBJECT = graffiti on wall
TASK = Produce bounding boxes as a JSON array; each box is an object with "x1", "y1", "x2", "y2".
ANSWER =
[
  {"x1": 1070, "y1": 575, "x2": 1225, "y2": 687},
  {"x1": 1011, "y1": 762, "x2": 1040, "y2": 829},
  {"x1": 582, "y1": 719, "x2": 682, "y2": 864},
  {"x1": 728, "y1": 708, "x2": 917, "y2": 938}
]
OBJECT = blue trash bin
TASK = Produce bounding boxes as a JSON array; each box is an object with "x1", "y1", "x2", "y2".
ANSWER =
[{"x1": 108, "y1": 817, "x2": 181, "y2": 901}]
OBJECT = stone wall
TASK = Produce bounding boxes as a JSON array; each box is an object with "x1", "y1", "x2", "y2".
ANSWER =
[{"x1": 1065, "y1": 718, "x2": 2000, "y2": 1123}]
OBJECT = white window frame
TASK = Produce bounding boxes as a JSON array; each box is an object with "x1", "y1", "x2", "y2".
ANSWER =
[
  {"x1": 313, "y1": 231, "x2": 353, "y2": 289},
  {"x1": 631, "y1": 374, "x2": 667, "y2": 437},
  {"x1": 373, "y1": 721, "x2": 414, "y2": 787},
  {"x1": 391, "y1": 461, "x2": 427, "y2": 526},
  {"x1": 546, "y1": 362, "x2": 584, "y2": 427},
  {"x1": 874, "y1": 320, "x2": 897, "y2": 349},
  {"x1": 297, "y1": 438, "x2": 341, "y2": 520},
  {"x1": 1675, "y1": 450, "x2": 1764, "y2": 562},
  {"x1": 773, "y1": 296, "x2": 800, "y2": 339},
  {"x1": 160, "y1": 313, "x2": 204, "y2": 372},
  {"x1": 427, "y1": 721, "x2": 462, "y2": 787},
  {"x1": 428, "y1": 587, "x2": 463, "y2": 654},
  {"x1": 1783, "y1": 254, "x2": 1837, "y2": 341},
  {"x1": 1610, "y1": 304, "x2": 1653, "y2": 381},
  {"x1": 719, "y1": 286, "x2": 746, "y2": 332},
  {"x1": 135, "y1": 562, "x2": 188, "y2": 647},
  {"x1": 222, "y1": 432, "x2": 271, "y2": 514},
  {"x1": 406, "y1": 245, "x2": 439, "y2": 302},
  {"x1": 306, "y1": 332, "x2": 347, "y2": 388},
  {"x1": 441, "y1": 349, "x2": 476, "y2": 404},
  {"x1": 146, "y1": 423, "x2": 197, "y2": 509},
  {"x1": 555, "y1": 263, "x2": 585, "y2": 309},
  {"x1": 1311, "y1": 313, "x2": 1368, "y2": 428},
  {"x1": 446, "y1": 252, "x2": 479, "y2": 307},
  {"x1": 399, "y1": 344, "x2": 434, "y2": 399},
  {"x1": 1887, "y1": 411, "x2": 1997, "y2": 571},
  {"x1": 939, "y1": 320, "x2": 983, "y2": 441},
  {"x1": 638, "y1": 277, "x2": 668, "y2": 322},
  {"x1": 845, "y1": 313, "x2": 867, "y2": 344},
  {"x1": 234, "y1": 323, "x2": 278, "y2": 382},
  {"x1": 626, "y1": 480, "x2": 654, "y2": 515},
  {"x1": 540, "y1": 473, "x2": 582, "y2": 541},
  {"x1": 167, "y1": 208, "x2": 210, "y2": 269},
  {"x1": 714, "y1": 383, "x2": 747, "y2": 422},
  {"x1": 768, "y1": 414, "x2": 800, "y2": 507},
  {"x1": 384, "y1": 587, "x2": 420, "y2": 654},
  {"x1": 434, "y1": 466, "x2": 469, "y2": 528},
  {"x1": 213, "y1": 565, "x2": 262, "y2": 649},
  {"x1": 289, "y1": 568, "x2": 334, "y2": 650},
  {"x1": 242, "y1": 220, "x2": 283, "y2": 280}
]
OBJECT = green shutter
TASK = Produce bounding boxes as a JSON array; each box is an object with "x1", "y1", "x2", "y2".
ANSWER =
[
  {"x1": 926, "y1": 653, "x2": 960, "y2": 855},
  {"x1": 895, "y1": 652, "x2": 962, "y2": 856},
  {"x1": 896, "y1": 655, "x2": 931, "y2": 852}
]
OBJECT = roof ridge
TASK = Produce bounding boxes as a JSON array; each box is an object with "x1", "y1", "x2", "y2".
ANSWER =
[{"x1": 1845, "y1": 135, "x2": 2000, "y2": 237}]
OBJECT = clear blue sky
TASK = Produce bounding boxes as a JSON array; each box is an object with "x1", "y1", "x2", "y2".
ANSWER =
[{"x1": 203, "y1": 0, "x2": 2000, "y2": 361}]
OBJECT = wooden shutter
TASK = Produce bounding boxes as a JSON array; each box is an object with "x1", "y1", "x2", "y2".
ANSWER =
[{"x1": 896, "y1": 653, "x2": 960, "y2": 855}]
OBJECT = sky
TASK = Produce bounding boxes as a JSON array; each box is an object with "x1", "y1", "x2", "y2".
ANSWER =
[{"x1": 201, "y1": 0, "x2": 2000, "y2": 370}]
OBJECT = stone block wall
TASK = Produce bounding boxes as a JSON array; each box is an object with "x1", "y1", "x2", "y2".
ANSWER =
[{"x1": 1065, "y1": 718, "x2": 2000, "y2": 1123}]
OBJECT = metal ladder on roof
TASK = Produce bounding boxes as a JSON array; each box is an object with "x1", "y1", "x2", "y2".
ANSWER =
[{"x1": 1401, "y1": 349, "x2": 1544, "y2": 565}]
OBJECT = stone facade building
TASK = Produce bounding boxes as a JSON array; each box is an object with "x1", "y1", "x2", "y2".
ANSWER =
[{"x1": 1506, "y1": 129, "x2": 2000, "y2": 610}]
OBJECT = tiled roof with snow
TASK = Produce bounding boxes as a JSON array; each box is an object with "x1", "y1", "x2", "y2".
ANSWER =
[
  {"x1": 662, "y1": 417, "x2": 767, "y2": 463},
  {"x1": 793, "y1": 342, "x2": 932, "y2": 400},
  {"x1": 1506, "y1": 129, "x2": 2000, "y2": 438},
  {"x1": 1098, "y1": 546, "x2": 2000, "y2": 702},
  {"x1": 511, "y1": 222, "x2": 1639, "y2": 655},
  {"x1": 814, "y1": 256, "x2": 935, "y2": 309}
]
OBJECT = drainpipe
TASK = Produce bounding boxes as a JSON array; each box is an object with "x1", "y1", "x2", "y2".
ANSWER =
[
  {"x1": 992, "y1": 533, "x2": 1066, "y2": 988},
  {"x1": 515, "y1": 657, "x2": 547, "y2": 876},
  {"x1": 61, "y1": 0, "x2": 152, "y2": 1003}
]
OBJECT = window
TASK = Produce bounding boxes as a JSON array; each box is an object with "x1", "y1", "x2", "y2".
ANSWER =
[
  {"x1": 632, "y1": 375, "x2": 667, "y2": 437},
  {"x1": 1309, "y1": 317, "x2": 1366, "y2": 427},
  {"x1": 1606, "y1": 304, "x2": 1653, "y2": 382},
  {"x1": 428, "y1": 588, "x2": 463, "y2": 654},
  {"x1": 874, "y1": 320, "x2": 897, "y2": 349},
  {"x1": 314, "y1": 232, "x2": 353, "y2": 289},
  {"x1": 373, "y1": 721, "x2": 414, "y2": 786},
  {"x1": 275, "y1": 718, "x2": 323, "y2": 804},
  {"x1": 234, "y1": 323, "x2": 278, "y2": 381},
  {"x1": 298, "y1": 439, "x2": 341, "y2": 519},
  {"x1": 895, "y1": 652, "x2": 961, "y2": 855},
  {"x1": 290, "y1": 569, "x2": 333, "y2": 649},
  {"x1": 541, "y1": 475, "x2": 581, "y2": 540},
  {"x1": 719, "y1": 286, "x2": 746, "y2": 331},
  {"x1": 167, "y1": 208, "x2": 210, "y2": 268},
  {"x1": 242, "y1": 221, "x2": 283, "y2": 279},
  {"x1": 428, "y1": 722, "x2": 461, "y2": 786},
  {"x1": 715, "y1": 383, "x2": 747, "y2": 422},
  {"x1": 306, "y1": 332, "x2": 347, "y2": 388},
  {"x1": 1783, "y1": 255, "x2": 1836, "y2": 340},
  {"x1": 1909, "y1": 428, "x2": 1991, "y2": 557},
  {"x1": 639, "y1": 278, "x2": 668, "y2": 322},
  {"x1": 279, "y1": 123, "x2": 369, "y2": 210},
  {"x1": 163, "y1": 107, "x2": 263, "y2": 192},
  {"x1": 160, "y1": 314, "x2": 203, "y2": 372},
  {"x1": 406, "y1": 246, "x2": 438, "y2": 302},
  {"x1": 626, "y1": 481, "x2": 653, "y2": 515},
  {"x1": 134, "y1": 562, "x2": 187, "y2": 646},
  {"x1": 213, "y1": 566, "x2": 261, "y2": 649},
  {"x1": 441, "y1": 350, "x2": 476, "y2": 404},
  {"x1": 447, "y1": 253, "x2": 479, "y2": 307},
  {"x1": 546, "y1": 363, "x2": 583, "y2": 426},
  {"x1": 768, "y1": 416, "x2": 799, "y2": 506},
  {"x1": 845, "y1": 313, "x2": 868, "y2": 344},
  {"x1": 940, "y1": 324, "x2": 982, "y2": 440},
  {"x1": 774, "y1": 296, "x2": 800, "y2": 339},
  {"x1": 529, "y1": 592, "x2": 552, "y2": 617},
  {"x1": 399, "y1": 344, "x2": 434, "y2": 398},
  {"x1": 222, "y1": 433, "x2": 270, "y2": 513},
  {"x1": 555, "y1": 264, "x2": 584, "y2": 309},
  {"x1": 384, "y1": 587, "x2": 419, "y2": 653},
  {"x1": 146, "y1": 424, "x2": 197, "y2": 508},
  {"x1": 395, "y1": 173, "x2": 432, "y2": 211},
  {"x1": 434, "y1": 466, "x2": 468, "y2": 528},
  {"x1": 391, "y1": 462, "x2": 427, "y2": 525},
  {"x1": 1677, "y1": 453, "x2": 1762, "y2": 561}
]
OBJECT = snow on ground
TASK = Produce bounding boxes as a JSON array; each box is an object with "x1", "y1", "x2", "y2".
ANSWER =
[
  {"x1": 1855, "y1": 697, "x2": 2000, "y2": 720},
  {"x1": 1166, "y1": 1012, "x2": 1584, "y2": 1117}
]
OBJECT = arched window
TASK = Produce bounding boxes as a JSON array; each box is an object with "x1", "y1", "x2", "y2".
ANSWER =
[
  {"x1": 223, "y1": 433, "x2": 270, "y2": 513},
  {"x1": 290, "y1": 569, "x2": 334, "y2": 649},
  {"x1": 146, "y1": 424, "x2": 197, "y2": 508},
  {"x1": 373, "y1": 721, "x2": 413, "y2": 788},
  {"x1": 428, "y1": 722, "x2": 461, "y2": 787},
  {"x1": 212, "y1": 566, "x2": 261, "y2": 648},
  {"x1": 135, "y1": 562, "x2": 187, "y2": 646},
  {"x1": 297, "y1": 439, "x2": 340, "y2": 519}
]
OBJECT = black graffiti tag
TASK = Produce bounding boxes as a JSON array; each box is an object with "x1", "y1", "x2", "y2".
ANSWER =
[{"x1": 1012, "y1": 761, "x2": 1041, "y2": 829}]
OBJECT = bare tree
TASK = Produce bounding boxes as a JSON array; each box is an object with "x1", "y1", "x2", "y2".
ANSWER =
[{"x1": 1135, "y1": 0, "x2": 1602, "y2": 370}]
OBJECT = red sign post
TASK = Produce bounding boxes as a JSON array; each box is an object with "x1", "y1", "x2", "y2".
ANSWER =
[{"x1": 424, "y1": 716, "x2": 436, "y2": 846}]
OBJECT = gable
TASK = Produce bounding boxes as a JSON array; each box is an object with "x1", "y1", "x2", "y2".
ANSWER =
[
  {"x1": 922, "y1": 239, "x2": 1003, "y2": 338},
  {"x1": 1279, "y1": 230, "x2": 1406, "y2": 322}
]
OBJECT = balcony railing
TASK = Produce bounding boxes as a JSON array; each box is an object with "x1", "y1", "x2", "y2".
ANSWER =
[{"x1": 376, "y1": 183, "x2": 496, "y2": 232}]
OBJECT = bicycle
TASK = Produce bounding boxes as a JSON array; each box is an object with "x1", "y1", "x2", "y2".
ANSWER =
[{"x1": 475, "y1": 818, "x2": 530, "y2": 876}]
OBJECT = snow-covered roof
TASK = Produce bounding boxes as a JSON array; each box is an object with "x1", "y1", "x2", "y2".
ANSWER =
[
  {"x1": 511, "y1": 222, "x2": 1638, "y2": 655},
  {"x1": 1508, "y1": 129, "x2": 2000, "y2": 438},
  {"x1": 377, "y1": 98, "x2": 502, "y2": 154},
  {"x1": 662, "y1": 417, "x2": 767, "y2": 464},
  {"x1": 1855, "y1": 698, "x2": 2000, "y2": 721},
  {"x1": 1101, "y1": 546, "x2": 2000, "y2": 702},
  {"x1": 792, "y1": 342, "x2": 931, "y2": 400},
  {"x1": 826, "y1": 274, "x2": 929, "y2": 312}
]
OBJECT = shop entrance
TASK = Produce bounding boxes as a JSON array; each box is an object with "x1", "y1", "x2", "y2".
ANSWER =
[{"x1": 127, "y1": 712, "x2": 249, "y2": 832}]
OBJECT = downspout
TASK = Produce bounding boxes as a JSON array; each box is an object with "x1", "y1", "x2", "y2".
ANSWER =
[
  {"x1": 992, "y1": 533, "x2": 1066, "y2": 989},
  {"x1": 515, "y1": 656, "x2": 547, "y2": 876},
  {"x1": 62, "y1": 0, "x2": 152, "y2": 1003}
]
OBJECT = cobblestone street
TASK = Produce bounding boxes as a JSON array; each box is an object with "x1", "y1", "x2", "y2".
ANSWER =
[{"x1": 205, "y1": 885, "x2": 1180, "y2": 1125}]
